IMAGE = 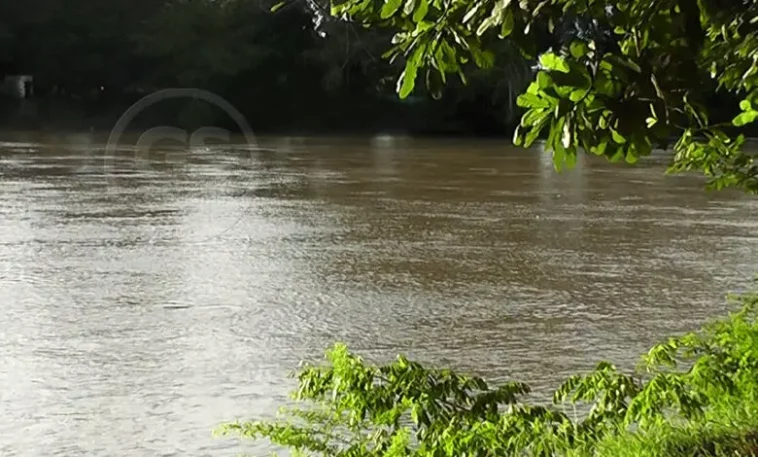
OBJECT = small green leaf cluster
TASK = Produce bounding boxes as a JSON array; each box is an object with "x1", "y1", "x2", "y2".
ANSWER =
[
  {"x1": 330, "y1": 0, "x2": 535, "y2": 101},
  {"x1": 217, "y1": 290, "x2": 758, "y2": 457},
  {"x1": 513, "y1": 48, "x2": 657, "y2": 171}
]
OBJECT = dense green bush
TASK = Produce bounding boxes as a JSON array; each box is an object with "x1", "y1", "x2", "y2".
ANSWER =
[{"x1": 216, "y1": 289, "x2": 758, "y2": 456}]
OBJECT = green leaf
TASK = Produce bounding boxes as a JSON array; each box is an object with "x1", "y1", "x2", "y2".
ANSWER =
[
  {"x1": 530, "y1": 108, "x2": 553, "y2": 126},
  {"x1": 606, "y1": 55, "x2": 641, "y2": 73},
  {"x1": 270, "y1": 1, "x2": 287, "y2": 12},
  {"x1": 537, "y1": 71, "x2": 551, "y2": 89},
  {"x1": 569, "y1": 89, "x2": 586, "y2": 102},
  {"x1": 522, "y1": 107, "x2": 550, "y2": 127},
  {"x1": 646, "y1": 117, "x2": 657, "y2": 128},
  {"x1": 733, "y1": 111, "x2": 758, "y2": 127},
  {"x1": 425, "y1": 68, "x2": 443, "y2": 99},
  {"x1": 611, "y1": 128, "x2": 626, "y2": 144},
  {"x1": 414, "y1": 20, "x2": 435, "y2": 34},
  {"x1": 539, "y1": 52, "x2": 570, "y2": 73},
  {"x1": 476, "y1": 16, "x2": 498, "y2": 36},
  {"x1": 651, "y1": 75, "x2": 664, "y2": 99},
  {"x1": 499, "y1": 9, "x2": 514, "y2": 38},
  {"x1": 547, "y1": 118, "x2": 559, "y2": 151},
  {"x1": 594, "y1": 72, "x2": 617, "y2": 96},
  {"x1": 381, "y1": 0, "x2": 403, "y2": 19},
  {"x1": 412, "y1": 0, "x2": 429, "y2": 22},
  {"x1": 565, "y1": 149, "x2": 577, "y2": 169},
  {"x1": 610, "y1": 148, "x2": 625, "y2": 162},
  {"x1": 513, "y1": 125, "x2": 522, "y2": 146},
  {"x1": 462, "y1": 3, "x2": 482, "y2": 23},
  {"x1": 569, "y1": 41, "x2": 589, "y2": 59},
  {"x1": 625, "y1": 147, "x2": 639, "y2": 164},
  {"x1": 552, "y1": 119, "x2": 567, "y2": 170},
  {"x1": 397, "y1": 66, "x2": 417, "y2": 99},
  {"x1": 437, "y1": 38, "x2": 457, "y2": 71},
  {"x1": 562, "y1": 117, "x2": 572, "y2": 148},
  {"x1": 553, "y1": 146, "x2": 566, "y2": 171},
  {"x1": 391, "y1": 33, "x2": 408, "y2": 44},
  {"x1": 517, "y1": 93, "x2": 547, "y2": 108},
  {"x1": 403, "y1": 0, "x2": 416, "y2": 16},
  {"x1": 410, "y1": 404, "x2": 420, "y2": 425},
  {"x1": 524, "y1": 113, "x2": 550, "y2": 146},
  {"x1": 592, "y1": 139, "x2": 609, "y2": 156},
  {"x1": 524, "y1": 126, "x2": 541, "y2": 147},
  {"x1": 476, "y1": 50, "x2": 495, "y2": 68},
  {"x1": 739, "y1": 99, "x2": 752, "y2": 111}
]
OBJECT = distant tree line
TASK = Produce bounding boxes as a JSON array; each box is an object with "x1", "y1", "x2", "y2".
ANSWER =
[
  {"x1": 0, "y1": 0, "x2": 534, "y2": 134},
  {"x1": 1, "y1": 0, "x2": 748, "y2": 138}
]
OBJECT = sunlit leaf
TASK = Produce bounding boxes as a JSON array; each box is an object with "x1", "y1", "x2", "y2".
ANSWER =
[
  {"x1": 270, "y1": 1, "x2": 287, "y2": 13},
  {"x1": 499, "y1": 9, "x2": 514, "y2": 38},
  {"x1": 561, "y1": 116, "x2": 571, "y2": 148},
  {"x1": 397, "y1": 66, "x2": 417, "y2": 99},
  {"x1": 537, "y1": 71, "x2": 551, "y2": 89},
  {"x1": 381, "y1": 0, "x2": 403, "y2": 19},
  {"x1": 539, "y1": 52, "x2": 570, "y2": 73},
  {"x1": 517, "y1": 93, "x2": 548, "y2": 108},
  {"x1": 569, "y1": 89, "x2": 586, "y2": 102},
  {"x1": 610, "y1": 128, "x2": 626, "y2": 144},
  {"x1": 462, "y1": 3, "x2": 482, "y2": 23},
  {"x1": 733, "y1": 111, "x2": 758, "y2": 127},
  {"x1": 403, "y1": 0, "x2": 416, "y2": 16},
  {"x1": 412, "y1": 0, "x2": 429, "y2": 22},
  {"x1": 476, "y1": 16, "x2": 498, "y2": 36}
]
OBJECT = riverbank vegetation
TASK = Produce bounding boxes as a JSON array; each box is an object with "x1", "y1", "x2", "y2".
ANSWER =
[{"x1": 217, "y1": 289, "x2": 758, "y2": 456}]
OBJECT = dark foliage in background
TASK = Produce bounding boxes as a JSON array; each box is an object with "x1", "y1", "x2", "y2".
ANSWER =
[{"x1": 0, "y1": 0, "x2": 534, "y2": 134}]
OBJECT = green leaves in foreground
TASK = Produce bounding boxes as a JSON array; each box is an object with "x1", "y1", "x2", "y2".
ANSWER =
[
  {"x1": 217, "y1": 290, "x2": 758, "y2": 457},
  {"x1": 734, "y1": 98, "x2": 758, "y2": 128}
]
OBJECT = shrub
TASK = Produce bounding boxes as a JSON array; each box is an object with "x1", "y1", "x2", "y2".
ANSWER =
[{"x1": 216, "y1": 289, "x2": 758, "y2": 456}]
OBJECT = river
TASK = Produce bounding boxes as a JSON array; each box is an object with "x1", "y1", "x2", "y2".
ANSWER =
[{"x1": 1, "y1": 132, "x2": 757, "y2": 456}]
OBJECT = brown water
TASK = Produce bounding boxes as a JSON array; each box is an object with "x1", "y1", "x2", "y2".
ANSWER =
[{"x1": 1, "y1": 132, "x2": 757, "y2": 456}]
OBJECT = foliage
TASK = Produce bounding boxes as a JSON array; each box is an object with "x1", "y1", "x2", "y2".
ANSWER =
[
  {"x1": 0, "y1": 0, "x2": 532, "y2": 133},
  {"x1": 326, "y1": 0, "x2": 758, "y2": 191},
  {"x1": 133, "y1": 0, "x2": 274, "y2": 88},
  {"x1": 216, "y1": 289, "x2": 758, "y2": 456}
]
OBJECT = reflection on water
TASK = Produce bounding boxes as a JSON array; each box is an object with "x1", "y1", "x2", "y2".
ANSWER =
[{"x1": 1, "y1": 133, "x2": 758, "y2": 456}]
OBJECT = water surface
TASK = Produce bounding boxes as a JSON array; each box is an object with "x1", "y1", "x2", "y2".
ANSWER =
[{"x1": 1, "y1": 133, "x2": 757, "y2": 456}]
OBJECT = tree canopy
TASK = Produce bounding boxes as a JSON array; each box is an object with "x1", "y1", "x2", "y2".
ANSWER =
[{"x1": 324, "y1": 0, "x2": 758, "y2": 192}]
